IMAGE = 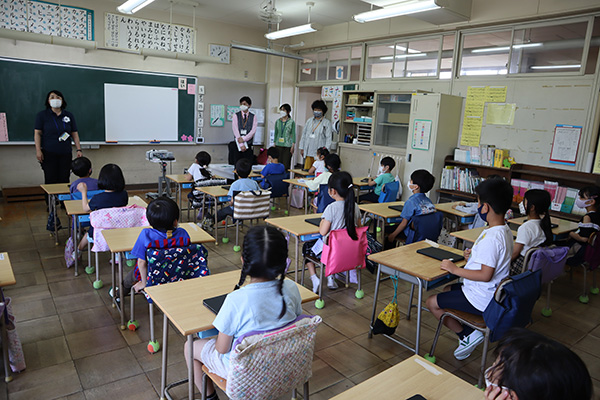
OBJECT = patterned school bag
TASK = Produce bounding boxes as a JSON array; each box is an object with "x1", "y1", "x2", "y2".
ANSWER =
[{"x1": 144, "y1": 244, "x2": 210, "y2": 289}]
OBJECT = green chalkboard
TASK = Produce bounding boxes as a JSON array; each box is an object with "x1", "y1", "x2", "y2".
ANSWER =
[{"x1": 0, "y1": 57, "x2": 196, "y2": 142}]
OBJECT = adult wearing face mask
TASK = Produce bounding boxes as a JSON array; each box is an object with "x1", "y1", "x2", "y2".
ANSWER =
[
  {"x1": 231, "y1": 96, "x2": 257, "y2": 164},
  {"x1": 274, "y1": 103, "x2": 296, "y2": 170},
  {"x1": 34, "y1": 90, "x2": 82, "y2": 185},
  {"x1": 299, "y1": 99, "x2": 333, "y2": 170}
]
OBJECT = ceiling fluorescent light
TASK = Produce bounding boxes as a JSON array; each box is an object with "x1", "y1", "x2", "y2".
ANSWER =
[
  {"x1": 265, "y1": 23, "x2": 322, "y2": 40},
  {"x1": 117, "y1": 0, "x2": 156, "y2": 14},
  {"x1": 380, "y1": 53, "x2": 427, "y2": 60},
  {"x1": 353, "y1": 0, "x2": 440, "y2": 23},
  {"x1": 530, "y1": 64, "x2": 581, "y2": 70},
  {"x1": 388, "y1": 45, "x2": 421, "y2": 53},
  {"x1": 514, "y1": 43, "x2": 543, "y2": 49},
  {"x1": 471, "y1": 43, "x2": 542, "y2": 54}
]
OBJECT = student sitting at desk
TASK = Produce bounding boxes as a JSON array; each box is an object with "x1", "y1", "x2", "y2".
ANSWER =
[
  {"x1": 305, "y1": 153, "x2": 340, "y2": 192},
  {"x1": 260, "y1": 147, "x2": 286, "y2": 189},
  {"x1": 426, "y1": 178, "x2": 514, "y2": 361},
  {"x1": 455, "y1": 175, "x2": 513, "y2": 228},
  {"x1": 186, "y1": 151, "x2": 226, "y2": 209},
  {"x1": 185, "y1": 226, "x2": 302, "y2": 400},
  {"x1": 75, "y1": 164, "x2": 128, "y2": 256},
  {"x1": 113, "y1": 197, "x2": 191, "y2": 298},
  {"x1": 567, "y1": 185, "x2": 600, "y2": 266},
  {"x1": 386, "y1": 169, "x2": 436, "y2": 248},
  {"x1": 510, "y1": 189, "x2": 553, "y2": 275},
  {"x1": 359, "y1": 156, "x2": 396, "y2": 204},
  {"x1": 70, "y1": 156, "x2": 98, "y2": 195},
  {"x1": 307, "y1": 147, "x2": 328, "y2": 176},
  {"x1": 216, "y1": 158, "x2": 260, "y2": 223}
]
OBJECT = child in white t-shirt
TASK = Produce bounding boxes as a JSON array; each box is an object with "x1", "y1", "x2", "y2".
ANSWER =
[
  {"x1": 185, "y1": 151, "x2": 226, "y2": 210},
  {"x1": 426, "y1": 178, "x2": 514, "y2": 361},
  {"x1": 511, "y1": 189, "x2": 553, "y2": 275},
  {"x1": 308, "y1": 147, "x2": 328, "y2": 176}
]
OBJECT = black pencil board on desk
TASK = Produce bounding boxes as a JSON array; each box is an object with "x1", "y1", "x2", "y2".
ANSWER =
[
  {"x1": 360, "y1": 178, "x2": 369, "y2": 183},
  {"x1": 416, "y1": 247, "x2": 464, "y2": 262},
  {"x1": 203, "y1": 294, "x2": 228, "y2": 315},
  {"x1": 305, "y1": 217, "x2": 322, "y2": 227},
  {"x1": 388, "y1": 205, "x2": 404, "y2": 212}
]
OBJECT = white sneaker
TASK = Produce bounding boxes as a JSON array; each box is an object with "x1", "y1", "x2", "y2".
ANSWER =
[
  {"x1": 310, "y1": 275, "x2": 320, "y2": 294},
  {"x1": 454, "y1": 330, "x2": 484, "y2": 360},
  {"x1": 327, "y1": 275, "x2": 339, "y2": 290}
]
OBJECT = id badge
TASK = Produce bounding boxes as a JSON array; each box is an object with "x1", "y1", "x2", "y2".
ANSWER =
[
  {"x1": 278, "y1": 137, "x2": 285, "y2": 143},
  {"x1": 58, "y1": 132, "x2": 70, "y2": 142},
  {"x1": 240, "y1": 129, "x2": 247, "y2": 136}
]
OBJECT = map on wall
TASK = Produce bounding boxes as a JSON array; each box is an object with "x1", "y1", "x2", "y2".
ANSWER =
[
  {"x1": 0, "y1": 0, "x2": 94, "y2": 40},
  {"x1": 105, "y1": 13, "x2": 195, "y2": 54}
]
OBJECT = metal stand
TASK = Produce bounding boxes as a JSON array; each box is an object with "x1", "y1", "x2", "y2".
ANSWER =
[{"x1": 146, "y1": 158, "x2": 175, "y2": 200}]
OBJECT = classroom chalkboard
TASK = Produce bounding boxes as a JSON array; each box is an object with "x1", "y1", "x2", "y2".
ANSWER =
[{"x1": 0, "y1": 57, "x2": 196, "y2": 143}]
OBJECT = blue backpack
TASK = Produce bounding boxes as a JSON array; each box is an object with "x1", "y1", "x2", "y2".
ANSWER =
[
  {"x1": 483, "y1": 269, "x2": 542, "y2": 342},
  {"x1": 145, "y1": 244, "x2": 210, "y2": 288}
]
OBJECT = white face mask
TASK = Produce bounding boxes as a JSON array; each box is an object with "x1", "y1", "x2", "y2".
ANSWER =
[
  {"x1": 407, "y1": 182, "x2": 416, "y2": 193},
  {"x1": 239, "y1": 105, "x2": 248, "y2": 112},
  {"x1": 279, "y1": 110, "x2": 287, "y2": 117},
  {"x1": 575, "y1": 197, "x2": 594, "y2": 209},
  {"x1": 49, "y1": 99, "x2": 62, "y2": 108},
  {"x1": 377, "y1": 166, "x2": 384, "y2": 175},
  {"x1": 519, "y1": 201, "x2": 526, "y2": 215}
]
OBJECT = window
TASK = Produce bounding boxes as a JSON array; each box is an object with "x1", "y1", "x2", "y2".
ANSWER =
[
  {"x1": 509, "y1": 21, "x2": 588, "y2": 74},
  {"x1": 328, "y1": 48, "x2": 350, "y2": 80},
  {"x1": 585, "y1": 16, "x2": 600, "y2": 75},
  {"x1": 401, "y1": 37, "x2": 440, "y2": 77},
  {"x1": 440, "y1": 34, "x2": 455, "y2": 79},
  {"x1": 317, "y1": 51, "x2": 328, "y2": 81},
  {"x1": 366, "y1": 44, "x2": 394, "y2": 79},
  {"x1": 459, "y1": 30, "x2": 512, "y2": 76},
  {"x1": 350, "y1": 45, "x2": 363, "y2": 81},
  {"x1": 299, "y1": 53, "x2": 317, "y2": 82}
]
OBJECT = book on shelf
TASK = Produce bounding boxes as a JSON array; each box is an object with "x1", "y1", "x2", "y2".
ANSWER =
[
  {"x1": 511, "y1": 179, "x2": 585, "y2": 217},
  {"x1": 453, "y1": 144, "x2": 505, "y2": 167},
  {"x1": 440, "y1": 166, "x2": 483, "y2": 195}
]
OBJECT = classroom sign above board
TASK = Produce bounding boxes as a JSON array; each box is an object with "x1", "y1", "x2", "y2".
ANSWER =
[{"x1": 0, "y1": 57, "x2": 196, "y2": 143}]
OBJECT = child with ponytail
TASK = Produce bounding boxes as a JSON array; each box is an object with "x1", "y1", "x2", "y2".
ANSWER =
[
  {"x1": 303, "y1": 171, "x2": 362, "y2": 293},
  {"x1": 185, "y1": 226, "x2": 302, "y2": 400},
  {"x1": 510, "y1": 189, "x2": 553, "y2": 275}
]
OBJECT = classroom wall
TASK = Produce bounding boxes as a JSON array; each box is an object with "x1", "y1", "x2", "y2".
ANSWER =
[{"x1": 0, "y1": 0, "x2": 299, "y2": 189}]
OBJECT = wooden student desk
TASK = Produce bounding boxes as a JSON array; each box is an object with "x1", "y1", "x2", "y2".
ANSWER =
[
  {"x1": 367, "y1": 241, "x2": 465, "y2": 355},
  {"x1": 451, "y1": 226, "x2": 517, "y2": 249},
  {"x1": 40, "y1": 183, "x2": 70, "y2": 246},
  {"x1": 288, "y1": 168, "x2": 314, "y2": 179},
  {"x1": 283, "y1": 178, "x2": 313, "y2": 214},
  {"x1": 197, "y1": 186, "x2": 231, "y2": 244},
  {"x1": 102, "y1": 222, "x2": 214, "y2": 330},
  {"x1": 359, "y1": 201, "x2": 404, "y2": 241},
  {"x1": 144, "y1": 270, "x2": 319, "y2": 400},
  {"x1": 64, "y1": 196, "x2": 148, "y2": 277},
  {"x1": 166, "y1": 174, "x2": 192, "y2": 221},
  {"x1": 435, "y1": 201, "x2": 476, "y2": 230},
  {"x1": 0, "y1": 253, "x2": 16, "y2": 383},
  {"x1": 265, "y1": 214, "x2": 322, "y2": 282},
  {"x1": 509, "y1": 215, "x2": 579, "y2": 238},
  {"x1": 331, "y1": 355, "x2": 482, "y2": 400}
]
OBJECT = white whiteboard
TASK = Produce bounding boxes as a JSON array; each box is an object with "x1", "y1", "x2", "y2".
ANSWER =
[{"x1": 104, "y1": 84, "x2": 179, "y2": 142}]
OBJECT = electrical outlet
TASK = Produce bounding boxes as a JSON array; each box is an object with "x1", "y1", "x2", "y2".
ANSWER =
[{"x1": 196, "y1": 137, "x2": 204, "y2": 143}]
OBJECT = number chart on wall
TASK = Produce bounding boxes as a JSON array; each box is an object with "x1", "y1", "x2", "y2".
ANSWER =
[
  {"x1": 0, "y1": 0, "x2": 93, "y2": 40},
  {"x1": 105, "y1": 13, "x2": 195, "y2": 54}
]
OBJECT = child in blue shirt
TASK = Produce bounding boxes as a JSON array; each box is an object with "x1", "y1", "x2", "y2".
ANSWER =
[
  {"x1": 386, "y1": 169, "x2": 437, "y2": 247},
  {"x1": 359, "y1": 156, "x2": 396, "y2": 204},
  {"x1": 118, "y1": 197, "x2": 191, "y2": 296},
  {"x1": 184, "y1": 226, "x2": 302, "y2": 400},
  {"x1": 216, "y1": 158, "x2": 260, "y2": 222},
  {"x1": 260, "y1": 147, "x2": 286, "y2": 189},
  {"x1": 70, "y1": 156, "x2": 98, "y2": 195}
]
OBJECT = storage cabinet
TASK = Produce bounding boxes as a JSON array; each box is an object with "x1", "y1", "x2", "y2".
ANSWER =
[
  {"x1": 339, "y1": 91, "x2": 374, "y2": 146},
  {"x1": 373, "y1": 92, "x2": 412, "y2": 149}
]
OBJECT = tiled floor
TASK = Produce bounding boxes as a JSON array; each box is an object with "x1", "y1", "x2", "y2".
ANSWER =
[{"x1": 1, "y1": 194, "x2": 600, "y2": 399}]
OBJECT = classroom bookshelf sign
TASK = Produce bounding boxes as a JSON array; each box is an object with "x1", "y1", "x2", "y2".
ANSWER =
[
  {"x1": 105, "y1": 13, "x2": 195, "y2": 54},
  {"x1": 0, "y1": 0, "x2": 93, "y2": 40},
  {"x1": 549, "y1": 124, "x2": 582, "y2": 166}
]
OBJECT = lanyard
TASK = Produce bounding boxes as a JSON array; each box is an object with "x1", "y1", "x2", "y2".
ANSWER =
[
  {"x1": 280, "y1": 118, "x2": 289, "y2": 133},
  {"x1": 53, "y1": 114, "x2": 66, "y2": 134},
  {"x1": 311, "y1": 119, "x2": 323, "y2": 134},
  {"x1": 241, "y1": 112, "x2": 250, "y2": 131}
]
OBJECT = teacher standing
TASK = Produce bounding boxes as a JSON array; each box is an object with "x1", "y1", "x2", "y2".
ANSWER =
[
  {"x1": 299, "y1": 99, "x2": 333, "y2": 170},
  {"x1": 231, "y1": 96, "x2": 257, "y2": 164},
  {"x1": 34, "y1": 90, "x2": 82, "y2": 184},
  {"x1": 274, "y1": 103, "x2": 296, "y2": 170}
]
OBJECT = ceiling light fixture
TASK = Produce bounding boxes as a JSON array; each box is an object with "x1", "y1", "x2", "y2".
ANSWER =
[
  {"x1": 471, "y1": 43, "x2": 542, "y2": 53},
  {"x1": 265, "y1": 2, "x2": 322, "y2": 40},
  {"x1": 530, "y1": 64, "x2": 581, "y2": 70},
  {"x1": 388, "y1": 45, "x2": 421, "y2": 53},
  {"x1": 117, "y1": 0, "x2": 156, "y2": 14},
  {"x1": 353, "y1": 0, "x2": 440, "y2": 23},
  {"x1": 380, "y1": 53, "x2": 427, "y2": 60}
]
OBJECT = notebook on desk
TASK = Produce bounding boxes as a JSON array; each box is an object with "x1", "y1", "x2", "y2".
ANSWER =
[
  {"x1": 388, "y1": 205, "x2": 404, "y2": 212},
  {"x1": 360, "y1": 178, "x2": 369, "y2": 183},
  {"x1": 221, "y1": 185, "x2": 231, "y2": 190},
  {"x1": 305, "y1": 217, "x2": 322, "y2": 227},
  {"x1": 416, "y1": 247, "x2": 465, "y2": 262},
  {"x1": 203, "y1": 293, "x2": 228, "y2": 315}
]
